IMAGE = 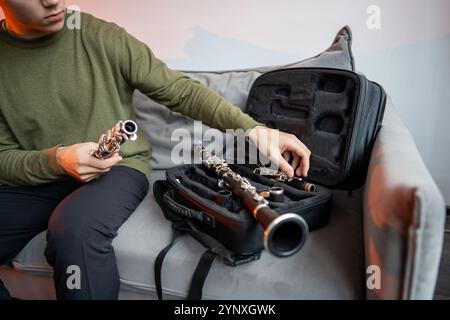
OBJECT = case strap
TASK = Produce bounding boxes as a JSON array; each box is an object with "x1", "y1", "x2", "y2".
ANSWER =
[
  {"x1": 154, "y1": 229, "x2": 184, "y2": 300},
  {"x1": 163, "y1": 190, "x2": 204, "y2": 221},
  {"x1": 153, "y1": 180, "x2": 261, "y2": 300},
  {"x1": 154, "y1": 226, "x2": 219, "y2": 300},
  {"x1": 153, "y1": 181, "x2": 223, "y2": 300},
  {"x1": 187, "y1": 250, "x2": 217, "y2": 300}
]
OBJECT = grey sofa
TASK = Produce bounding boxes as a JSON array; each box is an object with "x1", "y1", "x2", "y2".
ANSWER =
[{"x1": 0, "y1": 27, "x2": 445, "y2": 300}]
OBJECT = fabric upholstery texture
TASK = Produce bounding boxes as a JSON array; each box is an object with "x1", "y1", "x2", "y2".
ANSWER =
[{"x1": 363, "y1": 102, "x2": 446, "y2": 299}]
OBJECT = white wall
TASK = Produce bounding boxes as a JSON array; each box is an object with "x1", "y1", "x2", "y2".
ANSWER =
[{"x1": 2, "y1": 0, "x2": 450, "y2": 204}]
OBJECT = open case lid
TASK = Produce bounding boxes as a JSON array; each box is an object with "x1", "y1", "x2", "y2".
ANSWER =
[{"x1": 245, "y1": 67, "x2": 386, "y2": 189}]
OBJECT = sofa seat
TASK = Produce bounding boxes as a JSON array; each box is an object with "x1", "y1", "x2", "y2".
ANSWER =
[{"x1": 1, "y1": 170, "x2": 365, "y2": 300}]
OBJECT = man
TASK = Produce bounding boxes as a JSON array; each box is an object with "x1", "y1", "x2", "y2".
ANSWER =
[{"x1": 0, "y1": 0, "x2": 311, "y2": 300}]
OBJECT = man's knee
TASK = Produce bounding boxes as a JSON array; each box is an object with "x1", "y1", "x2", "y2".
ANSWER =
[{"x1": 45, "y1": 206, "x2": 115, "y2": 264}]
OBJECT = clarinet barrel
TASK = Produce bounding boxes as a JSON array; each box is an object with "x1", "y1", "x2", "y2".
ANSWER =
[{"x1": 122, "y1": 120, "x2": 138, "y2": 139}]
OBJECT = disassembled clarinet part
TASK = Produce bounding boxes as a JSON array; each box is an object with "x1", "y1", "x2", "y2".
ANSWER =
[
  {"x1": 253, "y1": 167, "x2": 294, "y2": 181},
  {"x1": 268, "y1": 187, "x2": 285, "y2": 202},
  {"x1": 297, "y1": 181, "x2": 316, "y2": 192},
  {"x1": 253, "y1": 166, "x2": 317, "y2": 192},
  {"x1": 90, "y1": 120, "x2": 138, "y2": 160},
  {"x1": 253, "y1": 166, "x2": 299, "y2": 182},
  {"x1": 215, "y1": 190, "x2": 233, "y2": 210},
  {"x1": 259, "y1": 187, "x2": 285, "y2": 202}
]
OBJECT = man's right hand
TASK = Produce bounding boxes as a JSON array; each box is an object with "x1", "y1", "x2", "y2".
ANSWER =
[{"x1": 57, "y1": 142, "x2": 123, "y2": 183}]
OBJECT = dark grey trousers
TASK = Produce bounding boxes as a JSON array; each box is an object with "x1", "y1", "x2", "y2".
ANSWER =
[{"x1": 0, "y1": 166, "x2": 149, "y2": 300}]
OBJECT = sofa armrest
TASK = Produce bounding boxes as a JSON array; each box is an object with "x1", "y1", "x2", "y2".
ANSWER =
[{"x1": 363, "y1": 98, "x2": 446, "y2": 300}]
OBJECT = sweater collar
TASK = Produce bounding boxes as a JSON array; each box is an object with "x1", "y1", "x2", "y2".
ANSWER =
[{"x1": 0, "y1": 11, "x2": 69, "y2": 49}]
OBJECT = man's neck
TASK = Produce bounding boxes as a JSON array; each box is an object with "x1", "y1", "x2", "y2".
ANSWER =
[{"x1": 4, "y1": 19, "x2": 56, "y2": 40}]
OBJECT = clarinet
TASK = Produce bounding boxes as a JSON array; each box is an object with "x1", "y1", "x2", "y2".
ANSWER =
[
  {"x1": 90, "y1": 120, "x2": 138, "y2": 160},
  {"x1": 196, "y1": 146, "x2": 308, "y2": 257}
]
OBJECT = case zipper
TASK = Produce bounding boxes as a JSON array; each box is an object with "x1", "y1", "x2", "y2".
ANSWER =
[
  {"x1": 343, "y1": 76, "x2": 368, "y2": 179},
  {"x1": 344, "y1": 77, "x2": 384, "y2": 190}
]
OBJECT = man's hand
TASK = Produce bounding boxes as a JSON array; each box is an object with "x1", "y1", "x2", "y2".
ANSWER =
[
  {"x1": 57, "y1": 142, "x2": 123, "y2": 183},
  {"x1": 247, "y1": 126, "x2": 311, "y2": 178}
]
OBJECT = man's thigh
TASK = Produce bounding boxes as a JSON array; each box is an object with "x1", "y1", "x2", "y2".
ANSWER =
[
  {"x1": 0, "y1": 179, "x2": 82, "y2": 264},
  {"x1": 47, "y1": 166, "x2": 149, "y2": 244}
]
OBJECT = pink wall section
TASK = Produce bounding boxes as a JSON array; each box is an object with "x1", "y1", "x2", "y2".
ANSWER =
[
  {"x1": 2, "y1": 0, "x2": 449, "y2": 60},
  {"x1": 72, "y1": 0, "x2": 450, "y2": 59}
]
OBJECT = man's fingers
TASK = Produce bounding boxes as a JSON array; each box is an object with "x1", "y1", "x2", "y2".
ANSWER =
[
  {"x1": 285, "y1": 137, "x2": 311, "y2": 177},
  {"x1": 81, "y1": 175, "x2": 100, "y2": 183},
  {"x1": 274, "y1": 154, "x2": 294, "y2": 178},
  {"x1": 86, "y1": 142, "x2": 100, "y2": 152},
  {"x1": 111, "y1": 150, "x2": 120, "y2": 157},
  {"x1": 76, "y1": 174, "x2": 97, "y2": 183},
  {"x1": 79, "y1": 167, "x2": 111, "y2": 175},
  {"x1": 301, "y1": 156, "x2": 310, "y2": 177},
  {"x1": 295, "y1": 162, "x2": 307, "y2": 177},
  {"x1": 88, "y1": 155, "x2": 123, "y2": 170},
  {"x1": 282, "y1": 151, "x2": 290, "y2": 163},
  {"x1": 291, "y1": 153, "x2": 300, "y2": 175},
  {"x1": 251, "y1": 127, "x2": 311, "y2": 178},
  {"x1": 293, "y1": 152, "x2": 310, "y2": 178}
]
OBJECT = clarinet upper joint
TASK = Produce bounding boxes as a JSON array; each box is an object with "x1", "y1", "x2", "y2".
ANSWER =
[{"x1": 90, "y1": 120, "x2": 138, "y2": 160}]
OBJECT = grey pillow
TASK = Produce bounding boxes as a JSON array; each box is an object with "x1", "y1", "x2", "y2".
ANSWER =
[{"x1": 133, "y1": 26, "x2": 355, "y2": 169}]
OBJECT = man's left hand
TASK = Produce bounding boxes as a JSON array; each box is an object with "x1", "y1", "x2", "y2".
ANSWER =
[{"x1": 247, "y1": 126, "x2": 311, "y2": 178}]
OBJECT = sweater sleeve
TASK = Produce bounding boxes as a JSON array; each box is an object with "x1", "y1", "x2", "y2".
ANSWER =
[
  {"x1": 0, "y1": 111, "x2": 65, "y2": 186},
  {"x1": 116, "y1": 29, "x2": 263, "y2": 133}
]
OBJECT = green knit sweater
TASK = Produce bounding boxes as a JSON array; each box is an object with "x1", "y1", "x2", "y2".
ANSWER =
[{"x1": 0, "y1": 12, "x2": 261, "y2": 186}]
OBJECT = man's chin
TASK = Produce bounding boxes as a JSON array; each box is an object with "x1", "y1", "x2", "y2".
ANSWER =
[
  {"x1": 40, "y1": 19, "x2": 66, "y2": 35},
  {"x1": 49, "y1": 22, "x2": 65, "y2": 32}
]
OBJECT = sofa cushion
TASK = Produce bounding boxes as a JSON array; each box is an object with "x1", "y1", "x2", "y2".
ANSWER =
[
  {"x1": 10, "y1": 170, "x2": 365, "y2": 299},
  {"x1": 134, "y1": 26, "x2": 354, "y2": 170},
  {"x1": 363, "y1": 100, "x2": 446, "y2": 299}
]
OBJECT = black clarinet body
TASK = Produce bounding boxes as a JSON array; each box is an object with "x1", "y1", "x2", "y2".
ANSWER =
[{"x1": 197, "y1": 147, "x2": 308, "y2": 257}]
